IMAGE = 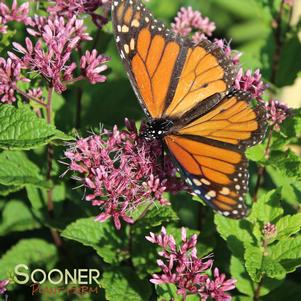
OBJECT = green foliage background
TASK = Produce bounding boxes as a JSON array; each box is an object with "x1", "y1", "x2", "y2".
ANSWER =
[{"x1": 0, "y1": 0, "x2": 301, "y2": 300}]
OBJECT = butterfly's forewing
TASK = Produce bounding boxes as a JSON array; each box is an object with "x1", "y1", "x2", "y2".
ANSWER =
[
  {"x1": 111, "y1": 0, "x2": 237, "y2": 119},
  {"x1": 164, "y1": 91, "x2": 266, "y2": 218}
]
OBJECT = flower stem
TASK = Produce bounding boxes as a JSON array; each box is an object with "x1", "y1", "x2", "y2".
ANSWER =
[
  {"x1": 46, "y1": 86, "x2": 62, "y2": 248},
  {"x1": 253, "y1": 127, "x2": 273, "y2": 202},
  {"x1": 46, "y1": 86, "x2": 53, "y2": 124},
  {"x1": 16, "y1": 88, "x2": 46, "y2": 107},
  {"x1": 63, "y1": 75, "x2": 85, "y2": 86},
  {"x1": 135, "y1": 202, "x2": 154, "y2": 223},
  {"x1": 254, "y1": 278, "x2": 263, "y2": 301},
  {"x1": 254, "y1": 234, "x2": 269, "y2": 300}
]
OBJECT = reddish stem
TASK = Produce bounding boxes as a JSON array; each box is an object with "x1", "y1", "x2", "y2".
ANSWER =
[
  {"x1": 16, "y1": 88, "x2": 46, "y2": 107},
  {"x1": 46, "y1": 86, "x2": 62, "y2": 248}
]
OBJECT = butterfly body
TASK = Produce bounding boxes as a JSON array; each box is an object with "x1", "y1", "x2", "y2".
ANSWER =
[
  {"x1": 140, "y1": 119, "x2": 174, "y2": 140},
  {"x1": 112, "y1": 0, "x2": 267, "y2": 218}
]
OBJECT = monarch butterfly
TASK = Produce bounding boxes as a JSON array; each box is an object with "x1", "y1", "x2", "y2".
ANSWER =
[{"x1": 111, "y1": 0, "x2": 266, "y2": 218}]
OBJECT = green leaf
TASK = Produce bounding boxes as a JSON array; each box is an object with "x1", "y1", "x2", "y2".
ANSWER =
[
  {"x1": 215, "y1": 215, "x2": 254, "y2": 243},
  {"x1": 274, "y1": 213, "x2": 301, "y2": 241},
  {"x1": 230, "y1": 256, "x2": 254, "y2": 297},
  {"x1": 61, "y1": 218, "x2": 128, "y2": 264},
  {"x1": 0, "y1": 184, "x2": 22, "y2": 196},
  {"x1": 0, "y1": 239, "x2": 58, "y2": 280},
  {"x1": 268, "y1": 150, "x2": 301, "y2": 181},
  {"x1": 215, "y1": 215, "x2": 254, "y2": 258},
  {"x1": 261, "y1": 256, "x2": 286, "y2": 279},
  {"x1": 246, "y1": 144, "x2": 266, "y2": 162},
  {"x1": 270, "y1": 236, "x2": 301, "y2": 261},
  {"x1": 155, "y1": 283, "x2": 199, "y2": 300},
  {"x1": 101, "y1": 267, "x2": 151, "y2": 301},
  {"x1": 244, "y1": 244, "x2": 263, "y2": 282},
  {"x1": 156, "y1": 283, "x2": 182, "y2": 301},
  {"x1": 0, "y1": 105, "x2": 69, "y2": 150},
  {"x1": 278, "y1": 108, "x2": 301, "y2": 140},
  {"x1": 0, "y1": 199, "x2": 41, "y2": 236},
  {"x1": 0, "y1": 151, "x2": 48, "y2": 188},
  {"x1": 249, "y1": 189, "x2": 283, "y2": 223},
  {"x1": 134, "y1": 205, "x2": 178, "y2": 228}
]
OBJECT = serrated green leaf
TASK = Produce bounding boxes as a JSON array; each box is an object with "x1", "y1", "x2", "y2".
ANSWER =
[
  {"x1": 262, "y1": 256, "x2": 286, "y2": 279},
  {"x1": 215, "y1": 215, "x2": 254, "y2": 243},
  {"x1": 156, "y1": 283, "x2": 182, "y2": 301},
  {"x1": 155, "y1": 282, "x2": 199, "y2": 300},
  {"x1": 269, "y1": 150, "x2": 301, "y2": 180},
  {"x1": 246, "y1": 144, "x2": 266, "y2": 162},
  {"x1": 230, "y1": 256, "x2": 254, "y2": 297},
  {"x1": 61, "y1": 218, "x2": 128, "y2": 264},
  {"x1": 101, "y1": 267, "x2": 151, "y2": 301},
  {"x1": 0, "y1": 184, "x2": 22, "y2": 196},
  {"x1": 134, "y1": 205, "x2": 178, "y2": 228},
  {"x1": 270, "y1": 236, "x2": 301, "y2": 261},
  {"x1": 277, "y1": 108, "x2": 301, "y2": 141},
  {"x1": 0, "y1": 105, "x2": 69, "y2": 150},
  {"x1": 0, "y1": 239, "x2": 58, "y2": 280},
  {"x1": 249, "y1": 189, "x2": 283, "y2": 223},
  {"x1": 0, "y1": 151, "x2": 49, "y2": 188},
  {"x1": 273, "y1": 213, "x2": 301, "y2": 241},
  {"x1": 244, "y1": 244, "x2": 263, "y2": 282},
  {"x1": 0, "y1": 199, "x2": 41, "y2": 236},
  {"x1": 215, "y1": 215, "x2": 254, "y2": 258}
]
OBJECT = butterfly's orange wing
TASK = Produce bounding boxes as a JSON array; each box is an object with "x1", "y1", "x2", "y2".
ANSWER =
[
  {"x1": 111, "y1": 0, "x2": 236, "y2": 119},
  {"x1": 112, "y1": 0, "x2": 267, "y2": 218},
  {"x1": 164, "y1": 91, "x2": 266, "y2": 218}
]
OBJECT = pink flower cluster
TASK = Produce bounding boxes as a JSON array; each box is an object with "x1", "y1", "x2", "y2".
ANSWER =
[
  {"x1": 7, "y1": 15, "x2": 109, "y2": 95},
  {"x1": 265, "y1": 99, "x2": 291, "y2": 129},
  {"x1": 64, "y1": 120, "x2": 185, "y2": 229},
  {"x1": 234, "y1": 68, "x2": 267, "y2": 100},
  {"x1": 0, "y1": 0, "x2": 31, "y2": 33},
  {"x1": 172, "y1": 6, "x2": 216, "y2": 43},
  {"x1": 80, "y1": 50, "x2": 109, "y2": 84},
  {"x1": 48, "y1": 0, "x2": 110, "y2": 28},
  {"x1": 146, "y1": 227, "x2": 236, "y2": 301},
  {"x1": 0, "y1": 280, "x2": 9, "y2": 295},
  {"x1": 0, "y1": 58, "x2": 29, "y2": 103},
  {"x1": 214, "y1": 39, "x2": 242, "y2": 65},
  {"x1": 263, "y1": 223, "x2": 277, "y2": 240}
]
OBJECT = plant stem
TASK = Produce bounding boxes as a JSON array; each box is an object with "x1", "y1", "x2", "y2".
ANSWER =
[
  {"x1": 134, "y1": 202, "x2": 154, "y2": 223},
  {"x1": 254, "y1": 278, "x2": 263, "y2": 301},
  {"x1": 46, "y1": 86, "x2": 53, "y2": 124},
  {"x1": 63, "y1": 75, "x2": 85, "y2": 86},
  {"x1": 46, "y1": 86, "x2": 62, "y2": 248},
  {"x1": 254, "y1": 1, "x2": 288, "y2": 201},
  {"x1": 16, "y1": 88, "x2": 46, "y2": 107},
  {"x1": 253, "y1": 127, "x2": 274, "y2": 202}
]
